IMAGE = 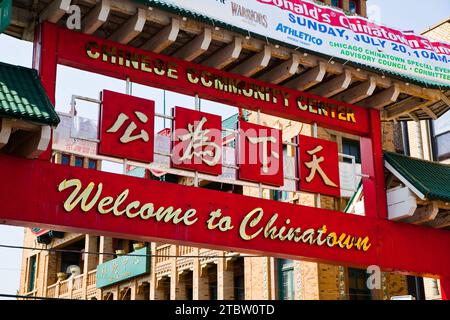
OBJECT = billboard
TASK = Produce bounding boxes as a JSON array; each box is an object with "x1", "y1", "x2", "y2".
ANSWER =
[{"x1": 157, "y1": 0, "x2": 450, "y2": 86}]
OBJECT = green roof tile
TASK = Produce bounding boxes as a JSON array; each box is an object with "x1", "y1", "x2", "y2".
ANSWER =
[
  {"x1": 0, "y1": 62, "x2": 59, "y2": 126},
  {"x1": 384, "y1": 152, "x2": 450, "y2": 202}
]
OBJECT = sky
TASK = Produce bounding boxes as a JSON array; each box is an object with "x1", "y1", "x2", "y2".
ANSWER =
[
  {"x1": 367, "y1": 0, "x2": 449, "y2": 33},
  {"x1": 0, "y1": 0, "x2": 449, "y2": 299}
]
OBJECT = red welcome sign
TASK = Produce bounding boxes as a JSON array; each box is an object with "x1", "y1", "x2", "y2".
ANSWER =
[
  {"x1": 0, "y1": 155, "x2": 449, "y2": 278},
  {"x1": 298, "y1": 135, "x2": 341, "y2": 197},
  {"x1": 99, "y1": 90, "x2": 155, "y2": 163},
  {"x1": 171, "y1": 107, "x2": 223, "y2": 175},
  {"x1": 238, "y1": 121, "x2": 284, "y2": 186}
]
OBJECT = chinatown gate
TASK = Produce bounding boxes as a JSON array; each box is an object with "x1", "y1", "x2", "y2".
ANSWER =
[{"x1": 1, "y1": 15, "x2": 450, "y2": 299}]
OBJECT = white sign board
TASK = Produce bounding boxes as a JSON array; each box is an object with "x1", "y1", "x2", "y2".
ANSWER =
[{"x1": 53, "y1": 113, "x2": 98, "y2": 156}]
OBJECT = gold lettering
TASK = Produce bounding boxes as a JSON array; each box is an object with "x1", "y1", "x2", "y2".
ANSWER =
[
  {"x1": 355, "y1": 236, "x2": 372, "y2": 251},
  {"x1": 141, "y1": 56, "x2": 152, "y2": 73},
  {"x1": 242, "y1": 85, "x2": 253, "y2": 98},
  {"x1": 125, "y1": 201, "x2": 141, "y2": 218},
  {"x1": 86, "y1": 42, "x2": 100, "y2": 60},
  {"x1": 316, "y1": 225, "x2": 328, "y2": 246},
  {"x1": 200, "y1": 72, "x2": 213, "y2": 87},
  {"x1": 264, "y1": 214, "x2": 280, "y2": 239},
  {"x1": 139, "y1": 203, "x2": 155, "y2": 220},
  {"x1": 214, "y1": 78, "x2": 225, "y2": 91},
  {"x1": 239, "y1": 208, "x2": 264, "y2": 241},
  {"x1": 182, "y1": 209, "x2": 198, "y2": 226},
  {"x1": 125, "y1": 52, "x2": 140, "y2": 69},
  {"x1": 297, "y1": 99, "x2": 308, "y2": 111},
  {"x1": 102, "y1": 45, "x2": 117, "y2": 64},
  {"x1": 57, "y1": 179, "x2": 371, "y2": 253},
  {"x1": 187, "y1": 69, "x2": 199, "y2": 84},
  {"x1": 98, "y1": 196, "x2": 114, "y2": 214},
  {"x1": 112, "y1": 189, "x2": 130, "y2": 216},
  {"x1": 300, "y1": 228, "x2": 316, "y2": 244},
  {"x1": 347, "y1": 112, "x2": 356, "y2": 123},
  {"x1": 327, "y1": 232, "x2": 338, "y2": 247},
  {"x1": 154, "y1": 59, "x2": 165, "y2": 76},
  {"x1": 58, "y1": 179, "x2": 102, "y2": 212},
  {"x1": 281, "y1": 91, "x2": 290, "y2": 108},
  {"x1": 167, "y1": 62, "x2": 178, "y2": 79}
]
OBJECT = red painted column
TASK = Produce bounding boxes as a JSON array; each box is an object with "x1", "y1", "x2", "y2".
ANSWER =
[
  {"x1": 360, "y1": 109, "x2": 388, "y2": 219},
  {"x1": 441, "y1": 277, "x2": 450, "y2": 300},
  {"x1": 33, "y1": 23, "x2": 58, "y2": 161}
]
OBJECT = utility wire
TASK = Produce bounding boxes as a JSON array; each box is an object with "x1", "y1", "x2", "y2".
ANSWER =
[
  {"x1": 0, "y1": 293, "x2": 69, "y2": 300},
  {"x1": 0, "y1": 244, "x2": 271, "y2": 259}
]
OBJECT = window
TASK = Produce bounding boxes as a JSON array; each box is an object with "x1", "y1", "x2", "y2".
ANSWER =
[
  {"x1": 208, "y1": 265, "x2": 218, "y2": 300},
  {"x1": 271, "y1": 190, "x2": 289, "y2": 201},
  {"x1": 74, "y1": 157, "x2": 84, "y2": 168},
  {"x1": 233, "y1": 258, "x2": 245, "y2": 300},
  {"x1": 88, "y1": 159, "x2": 98, "y2": 170},
  {"x1": 61, "y1": 154, "x2": 70, "y2": 165},
  {"x1": 348, "y1": 268, "x2": 372, "y2": 300},
  {"x1": 28, "y1": 255, "x2": 37, "y2": 293},
  {"x1": 349, "y1": 0, "x2": 360, "y2": 14},
  {"x1": 342, "y1": 138, "x2": 361, "y2": 164},
  {"x1": 278, "y1": 259, "x2": 295, "y2": 300},
  {"x1": 331, "y1": 0, "x2": 341, "y2": 8},
  {"x1": 431, "y1": 111, "x2": 450, "y2": 161}
]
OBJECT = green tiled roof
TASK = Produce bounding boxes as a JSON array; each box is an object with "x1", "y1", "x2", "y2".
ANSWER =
[
  {"x1": 133, "y1": 0, "x2": 450, "y2": 90},
  {"x1": 0, "y1": 62, "x2": 59, "y2": 126},
  {"x1": 384, "y1": 152, "x2": 450, "y2": 202}
]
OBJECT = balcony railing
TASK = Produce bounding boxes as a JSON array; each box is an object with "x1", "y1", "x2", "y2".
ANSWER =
[
  {"x1": 46, "y1": 271, "x2": 99, "y2": 299},
  {"x1": 87, "y1": 270, "x2": 96, "y2": 288}
]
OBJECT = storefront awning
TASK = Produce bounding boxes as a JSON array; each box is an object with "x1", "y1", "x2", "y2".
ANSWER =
[
  {"x1": 384, "y1": 152, "x2": 450, "y2": 202},
  {"x1": 0, "y1": 62, "x2": 59, "y2": 126}
]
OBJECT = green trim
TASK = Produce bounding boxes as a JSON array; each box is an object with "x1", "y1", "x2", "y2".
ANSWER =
[
  {"x1": 133, "y1": 0, "x2": 450, "y2": 90},
  {"x1": 344, "y1": 180, "x2": 363, "y2": 213},
  {"x1": 384, "y1": 152, "x2": 450, "y2": 202},
  {"x1": 0, "y1": 0, "x2": 12, "y2": 34},
  {"x1": 0, "y1": 62, "x2": 60, "y2": 126},
  {"x1": 96, "y1": 247, "x2": 150, "y2": 289}
]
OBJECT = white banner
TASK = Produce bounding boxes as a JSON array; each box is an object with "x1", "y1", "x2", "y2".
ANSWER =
[{"x1": 159, "y1": 0, "x2": 450, "y2": 86}]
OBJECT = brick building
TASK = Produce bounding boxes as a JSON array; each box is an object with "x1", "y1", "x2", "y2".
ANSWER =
[{"x1": 5, "y1": 0, "x2": 447, "y2": 301}]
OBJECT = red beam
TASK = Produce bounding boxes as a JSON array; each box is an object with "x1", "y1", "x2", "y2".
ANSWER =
[
  {"x1": 361, "y1": 109, "x2": 388, "y2": 219},
  {"x1": 34, "y1": 23, "x2": 58, "y2": 161},
  {"x1": 0, "y1": 155, "x2": 449, "y2": 278},
  {"x1": 46, "y1": 22, "x2": 370, "y2": 137},
  {"x1": 442, "y1": 277, "x2": 450, "y2": 300}
]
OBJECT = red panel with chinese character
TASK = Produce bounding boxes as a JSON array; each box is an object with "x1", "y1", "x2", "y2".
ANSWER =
[
  {"x1": 238, "y1": 121, "x2": 284, "y2": 186},
  {"x1": 99, "y1": 90, "x2": 155, "y2": 163},
  {"x1": 171, "y1": 107, "x2": 222, "y2": 175},
  {"x1": 298, "y1": 135, "x2": 340, "y2": 197}
]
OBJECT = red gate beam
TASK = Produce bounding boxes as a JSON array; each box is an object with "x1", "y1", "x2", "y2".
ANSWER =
[{"x1": 0, "y1": 155, "x2": 449, "y2": 281}]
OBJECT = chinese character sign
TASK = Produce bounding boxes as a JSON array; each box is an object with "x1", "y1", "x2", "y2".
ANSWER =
[
  {"x1": 96, "y1": 247, "x2": 150, "y2": 288},
  {"x1": 171, "y1": 107, "x2": 223, "y2": 175},
  {"x1": 298, "y1": 135, "x2": 340, "y2": 197},
  {"x1": 239, "y1": 121, "x2": 284, "y2": 186},
  {"x1": 99, "y1": 90, "x2": 155, "y2": 163}
]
